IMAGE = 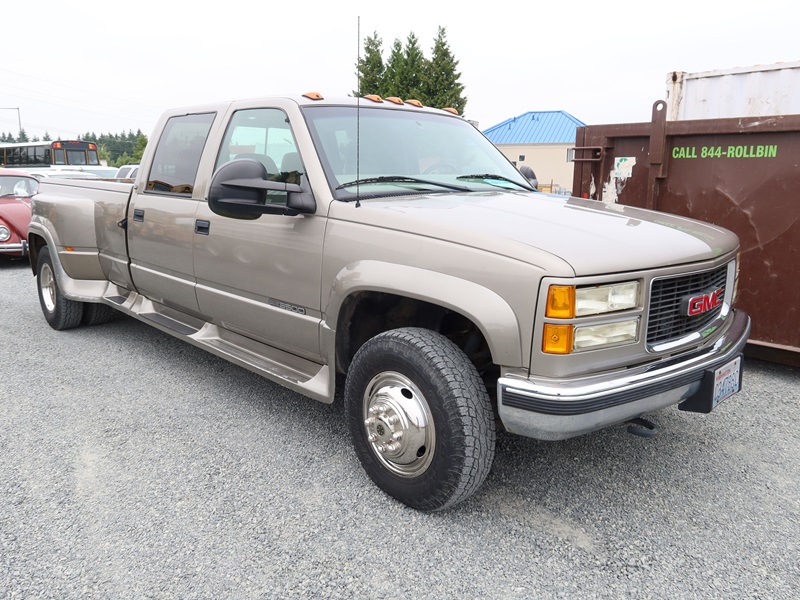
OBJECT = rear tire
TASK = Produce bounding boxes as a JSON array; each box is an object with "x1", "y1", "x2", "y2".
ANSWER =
[
  {"x1": 36, "y1": 246, "x2": 84, "y2": 330},
  {"x1": 344, "y1": 327, "x2": 496, "y2": 511},
  {"x1": 82, "y1": 302, "x2": 117, "y2": 326}
]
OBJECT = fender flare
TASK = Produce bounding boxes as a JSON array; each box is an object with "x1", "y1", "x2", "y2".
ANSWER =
[
  {"x1": 28, "y1": 223, "x2": 108, "y2": 302},
  {"x1": 326, "y1": 260, "x2": 524, "y2": 367}
]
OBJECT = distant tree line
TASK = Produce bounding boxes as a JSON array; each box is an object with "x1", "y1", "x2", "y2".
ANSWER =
[
  {"x1": 0, "y1": 129, "x2": 147, "y2": 167},
  {"x1": 355, "y1": 26, "x2": 467, "y2": 115},
  {"x1": 82, "y1": 131, "x2": 148, "y2": 167}
]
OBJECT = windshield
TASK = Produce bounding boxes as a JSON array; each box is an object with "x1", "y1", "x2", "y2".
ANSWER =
[
  {"x1": 0, "y1": 175, "x2": 38, "y2": 197},
  {"x1": 302, "y1": 105, "x2": 534, "y2": 200}
]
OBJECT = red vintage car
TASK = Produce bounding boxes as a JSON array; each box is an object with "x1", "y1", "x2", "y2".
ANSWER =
[{"x1": 0, "y1": 168, "x2": 38, "y2": 258}]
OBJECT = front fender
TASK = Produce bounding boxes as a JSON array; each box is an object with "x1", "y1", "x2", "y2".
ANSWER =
[{"x1": 326, "y1": 260, "x2": 523, "y2": 367}]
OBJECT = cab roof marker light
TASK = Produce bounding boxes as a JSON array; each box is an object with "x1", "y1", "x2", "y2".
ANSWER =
[
  {"x1": 442, "y1": 107, "x2": 459, "y2": 115},
  {"x1": 385, "y1": 97, "x2": 404, "y2": 105},
  {"x1": 303, "y1": 92, "x2": 324, "y2": 100},
  {"x1": 364, "y1": 95, "x2": 384, "y2": 103},
  {"x1": 405, "y1": 99, "x2": 424, "y2": 107}
]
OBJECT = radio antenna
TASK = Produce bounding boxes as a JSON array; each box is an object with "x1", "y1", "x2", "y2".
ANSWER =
[{"x1": 355, "y1": 16, "x2": 362, "y2": 208}]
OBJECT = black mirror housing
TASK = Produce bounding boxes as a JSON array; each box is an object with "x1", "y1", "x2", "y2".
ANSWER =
[{"x1": 208, "y1": 159, "x2": 311, "y2": 219}]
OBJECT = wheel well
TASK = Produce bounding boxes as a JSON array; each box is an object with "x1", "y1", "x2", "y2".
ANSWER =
[
  {"x1": 27, "y1": 234, "x2": 46, "y2": 275},
  {"x1": 335, "y1": 292, "x2": 498, "y2": 386}
]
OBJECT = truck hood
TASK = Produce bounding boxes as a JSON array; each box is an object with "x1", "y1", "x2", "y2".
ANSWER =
[{"x1": 328, "y1": 191, "x2": 739, "y2": 276}]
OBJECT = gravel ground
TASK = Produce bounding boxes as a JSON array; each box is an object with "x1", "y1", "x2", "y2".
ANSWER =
[{"x1": 1, "y1": 257, "x2": 798, "y2": 599}]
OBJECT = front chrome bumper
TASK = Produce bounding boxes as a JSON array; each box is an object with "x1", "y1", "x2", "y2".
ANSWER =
[{"x1": 497, "y1": 309, "x2": 751, "y2": 441}]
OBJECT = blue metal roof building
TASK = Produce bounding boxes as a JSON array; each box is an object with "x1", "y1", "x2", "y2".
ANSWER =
[{"x1": 482, "y1": 111, "x2": 585, "y2": 145}]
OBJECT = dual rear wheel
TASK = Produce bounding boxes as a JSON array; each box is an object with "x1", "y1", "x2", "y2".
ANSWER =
[{"x1": 36, "y1": 246, "x2": 116, "y2": 330}]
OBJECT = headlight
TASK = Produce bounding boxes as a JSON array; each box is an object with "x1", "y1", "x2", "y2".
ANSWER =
[
  {"x1": 546, "y1": 281, "x2": 640, "y2": 318},
  {"x1": 0, "y1": 225, "x2": 11, "y2": 242},
  {"x1": 543, "y1": 281, "x2": 641, "y2": 354},
  {"x1": 543, "y1": 319, "x2": 639, "y2": 353},
  {"x1": 574, "y1": 319, "x2": 639, "y2": 350},
  {"x1": 576, "y1": 282, "x2": 639, "y2": 316}
]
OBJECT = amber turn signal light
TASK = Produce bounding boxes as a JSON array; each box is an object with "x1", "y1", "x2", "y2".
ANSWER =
[
  {"x1": 543, "y1": 324, "x2": 574, "y2": 354},
  {"x1": 546, "y1": 285, "x2": 575, "y2": 319}
]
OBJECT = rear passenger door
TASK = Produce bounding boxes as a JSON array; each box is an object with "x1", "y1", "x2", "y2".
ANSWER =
[{"x1": 127, "y1": 112, "x2": 215, "y2": 316}]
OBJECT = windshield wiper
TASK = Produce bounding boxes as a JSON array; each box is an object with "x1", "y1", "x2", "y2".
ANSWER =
[
  {"x1": 336, "y1": 175, "x2": 471, "y2": 192},
  {"x1": 456, "y1": 173, "x2": 535, "y2": 191}
]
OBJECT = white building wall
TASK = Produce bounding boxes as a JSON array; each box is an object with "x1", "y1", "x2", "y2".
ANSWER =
[{"x1": 497, "y1": 143, "x2": 575, "y2": 194}]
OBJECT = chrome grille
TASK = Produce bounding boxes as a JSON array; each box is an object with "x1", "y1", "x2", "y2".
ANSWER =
[{"x1": 647, "y1": 265, "x2": 728, "y2": 345}]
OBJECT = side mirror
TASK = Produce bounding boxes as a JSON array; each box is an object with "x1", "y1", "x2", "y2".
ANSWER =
[
  {"x1": 208, "y1": 159, "x2": 312, "y2": 219},
  {"x1": 518, "y1": 165, "x2": 538, "y2": 190}
]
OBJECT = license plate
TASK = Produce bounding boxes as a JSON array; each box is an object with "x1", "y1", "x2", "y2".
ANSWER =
[{"x1": 712, "y1": 356, "x2": 742, "y2": 408}]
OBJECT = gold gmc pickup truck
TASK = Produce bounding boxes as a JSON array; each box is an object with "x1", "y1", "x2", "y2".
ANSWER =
[{"x1": 27, "y1": 94, "x2": 751, "y2": 511}]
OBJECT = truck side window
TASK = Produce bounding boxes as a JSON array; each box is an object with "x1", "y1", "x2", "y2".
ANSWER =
[
  {"x1": 146, "y1": 113, "x2": 215, "y2": 195},
  {"x1": 216, "y1": 108, "x2": 304, "y2": 205}
]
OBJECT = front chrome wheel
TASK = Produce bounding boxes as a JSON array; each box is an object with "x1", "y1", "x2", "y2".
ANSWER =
[
  {"x1": 362, "y1": 371, "x2": 435, "y2": 478},
  {"x1": 345, "y1": 328, "x2": 496, "y2": 511}
]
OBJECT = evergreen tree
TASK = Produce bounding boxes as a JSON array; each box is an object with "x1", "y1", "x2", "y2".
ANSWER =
[
  {"x1": 357, "y1": 26, "x2": 466, "y2": 112},
  {"x1": 132, "y1": 132, "x2": 147, "y2": 162},
  {"x1": 17, "y1": 128, "x2": 29, "y2": 143},
  {"x1": 424, "y1": 27, "x2": 467, "y2": 114},
  {"x1": 354, "y1": 32, "x2": 385, "y2": 96},
  {"x1": 397, "y1": 33, "x2": 427, "y2": 102},
  {"x1": 383, "y1": 39, "x2": 405, "y2": 98},
  {"x1": 114, "y1": 152, "x2": 132, "y2": 168}
]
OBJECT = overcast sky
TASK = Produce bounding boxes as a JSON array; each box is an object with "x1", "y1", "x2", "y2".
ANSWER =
[{"x1": 2, "y1": 0, "x2": 797, "y2": 140}]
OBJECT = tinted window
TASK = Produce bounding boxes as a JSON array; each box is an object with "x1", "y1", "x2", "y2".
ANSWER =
[
  {"x1": 303, "y1": 105, "x2": 528, "y2": 200},
  {"x1": 66, "y1": 149, "x2": 86, "y2": 165},
  {"x1": 147, "y1": 113, "x2": 215, "y2": 195},
  {"x1": 215, "y1": 108, "x2": 303, "y2": 206}
]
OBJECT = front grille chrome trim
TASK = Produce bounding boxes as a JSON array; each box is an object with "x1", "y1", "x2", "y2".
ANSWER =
[{"x1": 646, "y1": 262, "x2": 734, "y2": 352}]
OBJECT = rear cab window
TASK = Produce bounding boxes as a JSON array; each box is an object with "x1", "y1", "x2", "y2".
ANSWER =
[{"x1": 146, "y1": 113, "x2": 216, "y2": 195}]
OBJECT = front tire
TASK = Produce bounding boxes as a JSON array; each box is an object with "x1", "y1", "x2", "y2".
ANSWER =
[
  {"x1": 36, "y1": 246, "x2": 84, "y2": 330},
  {"x1": 344, "y1": 327, "x2": 496, "y2": 511}
]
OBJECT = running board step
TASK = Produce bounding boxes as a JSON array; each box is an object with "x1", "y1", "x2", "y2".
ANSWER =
[
  {"x1": 140, "y1": 312, "x2": 199, "y2": 336},
  {"x1": 98, "y1": 286, "x2": 333, "y2": 404}
]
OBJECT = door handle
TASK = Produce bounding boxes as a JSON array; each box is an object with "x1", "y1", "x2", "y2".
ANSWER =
[
  {"x1": 133, "y1": 209, "x2": 145, "y2": 222},
  {"x1": 195, "y1": 219, "x2": 210, "y2": 235}
]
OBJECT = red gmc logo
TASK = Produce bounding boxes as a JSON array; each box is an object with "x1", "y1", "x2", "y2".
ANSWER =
[{"x1": 683, "y1": 288, "x2": 724, "y2": 317}]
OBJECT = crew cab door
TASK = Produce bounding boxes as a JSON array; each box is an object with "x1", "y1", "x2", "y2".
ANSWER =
[
  {"x1": 127, "y1": 112, "x2": 216, "y2": 315},
  {"x1": 192, "y1": 107, "x2": 325, "y2": 362}
]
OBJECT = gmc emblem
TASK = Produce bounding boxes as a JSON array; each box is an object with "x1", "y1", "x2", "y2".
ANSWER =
[{"x1": 681, "y1": 288, "x2": 724, "y2": 317}]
